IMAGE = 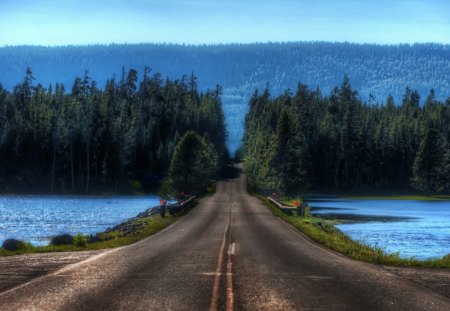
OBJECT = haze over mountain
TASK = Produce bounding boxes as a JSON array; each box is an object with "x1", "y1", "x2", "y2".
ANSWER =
[
  {"x1": 2, "y1": 0, "x2": 449, "y2": 45},
  {"x1": 1, "y1": 42, "x2": 449, "y2": 155}
]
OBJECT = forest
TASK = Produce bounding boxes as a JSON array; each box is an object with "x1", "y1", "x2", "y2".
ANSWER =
[
  {"x1": 1, "y1": 43, "x2": 449, "y2": 101},
  {"x1": 243, "y1": 77, "x2": 450, "y2": 196},
  {"x1": 0, "y1": 68, "x2": 227, "y2": 194},
  {"x1": 1, "y1": 42, "x2": 449, "y2": 155}
]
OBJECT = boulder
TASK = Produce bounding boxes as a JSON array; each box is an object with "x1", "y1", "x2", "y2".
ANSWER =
[
  {"x1": 2, "y1": 239, "x2": 25, "y2": 251},
  {"x1": 51, "y1": 234, "x2": 73, "y2": 246}
]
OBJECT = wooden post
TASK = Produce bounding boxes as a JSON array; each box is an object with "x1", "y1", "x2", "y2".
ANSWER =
[
  {"x1": 294, "y1": 200, "x2": 302, "y2": 217},
  {"x1": 160, "y1": 199, "x2": 166, "y2": 218}
]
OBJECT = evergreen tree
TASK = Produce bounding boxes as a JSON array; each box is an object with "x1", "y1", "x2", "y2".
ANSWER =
[
  {"x1": 244, "y1": 77, "x2": 450, "y2": 195},
  {"x1": 168, "y1": 131, "x2": 218, "y2": 195},
  {"x1": 0, "y1": 68, "x2": 226, "y2": 194},
  {"x1": 270, "y1": 108, "x2": 306, "y2": 195},
  {"x1": 411, "y1": 128, "x2": 448, "y2": 194}
]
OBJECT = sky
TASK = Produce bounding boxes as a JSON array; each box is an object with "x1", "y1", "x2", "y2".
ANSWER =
[{"x1": 0, "y1": 0, "x2": 449, "y2": 46}]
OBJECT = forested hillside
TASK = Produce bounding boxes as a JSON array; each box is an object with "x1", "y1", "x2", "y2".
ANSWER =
[
  {"x1": 1, "y1": 42, "x2": 449, "y2": 155},
  {"x1": 0, "y1": 68, "x2": 226, "y2": 194},
  {"x1": 244, "y1": 78, "x2": 450, "y2": 195}
]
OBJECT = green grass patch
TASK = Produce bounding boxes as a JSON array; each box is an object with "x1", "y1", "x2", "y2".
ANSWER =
[
  {"x1": 207, "y1": 182, "x2": 217, "y2": 195},
  {"x1": 258, "y1": 194, "x2": 450, "y2": 269},
  {"x1": 281, "y1": 198, "x2": 304, "y2": 206},
  {"x1": 0, "y1": 211, "x2": 189, "y2": 256}
]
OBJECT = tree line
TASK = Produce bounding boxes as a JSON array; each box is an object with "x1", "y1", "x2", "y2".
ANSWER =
[
  {"x1": 0, "y1": 68, "x2": 227, "y2": 194},
  {"x1": 1, "y1": 43, "x2": 449, "y2": 102},
  {"x1": 243, "y1": 77, "x2": 450, "y2": 196},
  {"x1": 2, "y1": 43, "x2": 449, "y2": 157}
]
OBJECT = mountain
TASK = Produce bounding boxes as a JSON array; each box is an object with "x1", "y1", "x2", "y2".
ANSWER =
[{"x1": 1, "y1": 42, "x2": 449, "y2": 155}]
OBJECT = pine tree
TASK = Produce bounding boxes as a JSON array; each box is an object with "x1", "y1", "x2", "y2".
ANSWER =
[
  {"x1": 411, "y1": 128, "x2": 448, "y2": 194},
  {"x1": 0, "y1": 69, "x2": 227, "y2": 193},
  {"x1": 169, "y1": 131, "x2": 218, "y2": 195},
  {"x1": 271, "y1": 108, "x2": 306, "y2": 195}
]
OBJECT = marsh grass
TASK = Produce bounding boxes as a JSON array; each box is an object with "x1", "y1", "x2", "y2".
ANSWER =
[{"x1": 259, "y1": 195, "x2": 450, "y2": 269}]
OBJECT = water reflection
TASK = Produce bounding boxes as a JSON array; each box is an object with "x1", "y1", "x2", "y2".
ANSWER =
[
  {"x1": 0, "y1": 195, "x2": 160, "y2": 246},
  {"x1": 309, "y1": 199, "x2": 450, "y2": 259}
]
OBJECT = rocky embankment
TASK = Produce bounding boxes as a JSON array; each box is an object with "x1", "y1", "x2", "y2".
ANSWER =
[
  {"x1": 102, "y1": 196, "x2": 196, "y2": 237},
  {"x1": 0, "y1": 196, "x2": 197, "y2": 295},
  {"x1": 1, "y1": 196, "x2": 196, "y2": 250}
]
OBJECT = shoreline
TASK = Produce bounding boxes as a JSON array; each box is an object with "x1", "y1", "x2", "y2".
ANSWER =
[
  {"x1": 254, "y1": 193, "x2": 450, "y2": 298},
  {"x1": 0, "y1": 197, "x2": 196, "y2": 256},
  {"x1": 259, "y1": 194, "x2": 450, "y2": 268},
  {"x1": 304, "y1": 194, "x2": 450, "y2": 201}
]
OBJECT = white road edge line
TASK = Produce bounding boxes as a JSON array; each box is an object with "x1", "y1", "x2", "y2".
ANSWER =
[{"x1": 0, "y1": 214, "x2": 182, "y2": 298}]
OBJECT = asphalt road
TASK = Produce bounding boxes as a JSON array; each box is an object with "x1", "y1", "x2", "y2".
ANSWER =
[{"x1": 0, "y1": 167, "x2": 449, "y2": 310}]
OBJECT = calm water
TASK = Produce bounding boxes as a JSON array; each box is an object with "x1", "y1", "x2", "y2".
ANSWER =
[
  {"x1": 309, "y1": 199, "x2": 450, "y2": 260},
  {"x1": 0, "y1": 195, "x2": 160, "y2": 246}
]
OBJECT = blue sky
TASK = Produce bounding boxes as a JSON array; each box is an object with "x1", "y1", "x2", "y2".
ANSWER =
[{"x1": 0, "y1": 0, "x2": 449, "y2": 46}]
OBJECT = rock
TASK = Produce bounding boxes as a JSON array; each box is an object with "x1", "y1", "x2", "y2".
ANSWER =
[
  {"x1": 136, "y1": 206, "x2": 159, "y2": 218},
  {"x1": 51, "y1": 234, "x2": 73, "y2": 246},
  {"x1": 2, "y1": 239, "x2": 25, "y2": 251}
]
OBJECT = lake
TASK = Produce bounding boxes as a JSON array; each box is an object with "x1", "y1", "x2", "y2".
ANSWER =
[
  {"x1": 308, "y1": 198, "x2": 450, "y2": 260},
  {"x1": 0, "y1": 195, "x2": 161, "y2": 246}
]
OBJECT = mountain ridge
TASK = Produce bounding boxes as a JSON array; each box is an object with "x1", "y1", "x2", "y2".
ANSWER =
[{"x1": 1, "y1": 42, "x2": 449, "y2": 154}]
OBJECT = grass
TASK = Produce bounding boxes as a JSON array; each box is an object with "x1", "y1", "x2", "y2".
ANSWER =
[
  {"x1": 206, "y1": 182, "x2": 217, "y2": 195},
  {"x1": 257, "y1": 194, "x2": 450, "y2": 269},
  {"x1": 1, "y1": 183, "x2": 208, "y2": 257},
  {"x1": 0, "y1": 210, "x2": 190, "y2": 256},
  {"x1": 281, "y1": 198, "x2": 303, "y2": 206}
]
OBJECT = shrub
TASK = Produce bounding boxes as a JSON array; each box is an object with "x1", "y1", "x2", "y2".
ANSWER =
[
  {"x1": 130, "y1": 179, "x2": 143, "y2": 193},
  {"x1": 2, "y1": 239, "x2": 32, "y2": 251},
  {"x1": 51, "y1": 234, "x2": 73, "y2": 245},
  {"x1": 73, "y1": 234, "x2": 88, "y2": 247}
]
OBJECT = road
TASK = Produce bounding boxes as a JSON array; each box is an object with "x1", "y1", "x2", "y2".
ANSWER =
[{"x1": 0, "y1": 166, "x2": 449, "y2": 310}]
